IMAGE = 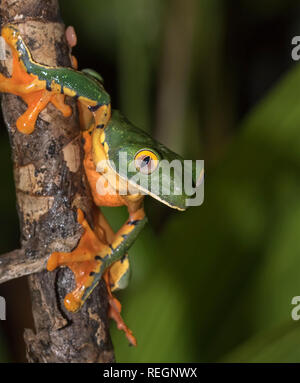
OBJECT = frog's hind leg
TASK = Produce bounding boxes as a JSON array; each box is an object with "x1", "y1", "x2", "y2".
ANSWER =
[
  {"x1": 0, "y1": 64, "x2": 49, "y2": 135},
  {"x1": 94, "y1": 209, "x2": 131, "y2": 292},
  {"x1": 0, "y1": 27, "x2": 72, "y2": 134},
  {"x1": 15, "y1": 92, "x2": 72, "y2": 134},
  {"x1": 0, "y1": 36, "x2": 46, "y2": 97},
  {"x1": 16, "y1": 91, "x2": 52, "y2": 134}
]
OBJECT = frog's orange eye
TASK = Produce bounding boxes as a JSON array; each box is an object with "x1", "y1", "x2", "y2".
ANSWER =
[{"x1": 134, "y1": 149, "x2": 159, "y2": 174}]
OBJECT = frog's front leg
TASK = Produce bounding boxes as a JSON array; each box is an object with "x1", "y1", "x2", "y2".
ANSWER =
[
  {"x1": 47, "y1": 208, "x2": 146, "y2": 345},
  {"x1": 47, "y1": 207, "x2": 147, "y2": 315},
  {"x1": 94, "y1": 209, "x2": 131, "y2": 292}
]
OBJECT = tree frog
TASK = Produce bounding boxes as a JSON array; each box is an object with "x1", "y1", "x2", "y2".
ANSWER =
[
  {"x1": 0, "y1": 25, "x2": 200, "y2": 345},
  {"x1": 0, "y1": 24, "x2": 111, "y2": 134}
]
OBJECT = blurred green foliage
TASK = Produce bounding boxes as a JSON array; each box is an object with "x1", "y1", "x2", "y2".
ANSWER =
[{"x1": 2, "y1": 0, "x2": 300, "y2": 362}]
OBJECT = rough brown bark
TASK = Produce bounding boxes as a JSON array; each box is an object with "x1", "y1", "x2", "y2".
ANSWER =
[
  {"x1": 0, "y1": 0, "x2": 115, "y2": 362},
  {"x1": 0, "y1": 249, "x2": 45, "y2": 284}
]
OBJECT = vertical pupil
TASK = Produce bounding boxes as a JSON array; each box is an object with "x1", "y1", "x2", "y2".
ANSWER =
[{"x1": 141, "y1": 156, "x2": 151, "y2": 167}]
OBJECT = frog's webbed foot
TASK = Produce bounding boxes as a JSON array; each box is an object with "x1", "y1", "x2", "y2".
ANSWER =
[
  {"x1": 17, "y1": 91, "x2": 52, "y2": 134},
  {"x1": 16, "y1": 91, "x2": 72, "y2": 134},
  {"x1": 47, "y1": 208, "x2": 106, "y2": 312}
]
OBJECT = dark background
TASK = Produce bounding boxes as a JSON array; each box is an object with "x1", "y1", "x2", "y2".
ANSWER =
[{"x1": 1, "y1": 0, "x2": 300, "y2": 362}]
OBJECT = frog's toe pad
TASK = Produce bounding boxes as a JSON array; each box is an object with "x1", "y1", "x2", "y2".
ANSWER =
[
  {"x1": 60, "y1": 103, "x2": 72, "y2": 117},
  {"x1": 16, "y1": 114, "x2": 37, "y2": 135},
  {"x1": 64, "y1": 292, "x2": 82, "y2": 312}
]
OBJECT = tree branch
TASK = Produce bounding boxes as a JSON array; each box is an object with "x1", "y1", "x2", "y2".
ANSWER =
[
  {"x1": 0, "y1": 249, "x2": 45, "y2": 284},
  {"x1": 0, "y1": 0, "x2": 115, "y2": 362}
]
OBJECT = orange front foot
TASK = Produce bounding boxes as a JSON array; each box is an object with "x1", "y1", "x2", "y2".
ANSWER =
[
  {"x1": 47, "y1": 208, "x2": 138, "y2": 347},
  {"x1": 47, "y1": 209, "x2": 137, "y2": 346},
  {"x1": 47, "y1": 209, "x2": 106, "y2": 312}
]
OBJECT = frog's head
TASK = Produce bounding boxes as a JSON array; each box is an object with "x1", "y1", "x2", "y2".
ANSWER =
[{"x1": 92, "y1": 110, "x2": 202, "y2": 211}]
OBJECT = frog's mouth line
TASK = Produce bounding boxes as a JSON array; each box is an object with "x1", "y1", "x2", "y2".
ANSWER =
[
  {"x1": 101, "y1": 159, "x2": 188, "y2": 211},
  {"x1": 117, "y1": 173, "x2": 186, "y2": 212}
]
